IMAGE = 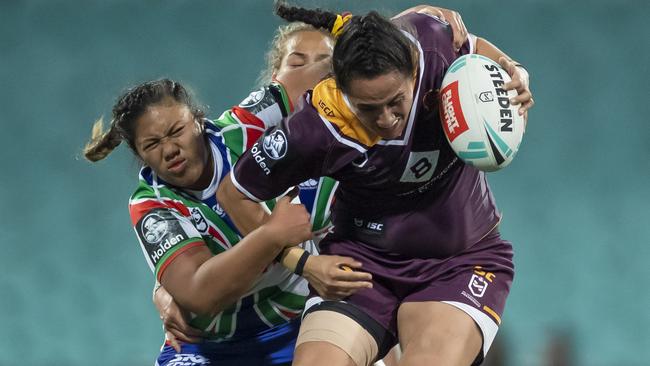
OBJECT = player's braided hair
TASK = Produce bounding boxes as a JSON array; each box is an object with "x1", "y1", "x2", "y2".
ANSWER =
[
  {"x1": 274, "y1": 2, "x2": 338, "y2": 33},
  {"x1": 275, "y1": 2, "x2": 417, "y2": 94},
  {"x1": 84, "y1": 79, "x2": 204, "y2": 162}
]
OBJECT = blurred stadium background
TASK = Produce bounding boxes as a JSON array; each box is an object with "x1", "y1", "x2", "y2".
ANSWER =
[{"x1": 1, "y1": 0, "x2": 648, "y2": 365}]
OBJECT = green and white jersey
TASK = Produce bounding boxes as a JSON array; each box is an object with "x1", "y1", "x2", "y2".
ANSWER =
[{"x1": 128, "y1": 83, "x2": 338, "y2": 341}]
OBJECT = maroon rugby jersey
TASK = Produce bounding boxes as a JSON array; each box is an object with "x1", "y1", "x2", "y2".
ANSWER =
[{"x1": 231, "y1": 13, "x2": 501, "y2": 259}]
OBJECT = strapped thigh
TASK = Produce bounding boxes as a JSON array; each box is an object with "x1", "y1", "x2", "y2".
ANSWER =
[{"x1": 297, "y1": 299, "x2": 396, "y2": 366}]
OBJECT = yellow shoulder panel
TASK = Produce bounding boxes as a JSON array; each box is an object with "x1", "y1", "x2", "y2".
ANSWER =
[{"x1": 311, "y1": 78, "x2": 381, "y2": 147}]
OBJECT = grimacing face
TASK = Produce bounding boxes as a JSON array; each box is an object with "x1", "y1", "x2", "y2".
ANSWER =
[
  {"x1": 274, "y1": 30, "x2": 333, "y2": 80},
  {"x1": 346, "y1": 70, "x2": 416, "y2": 140},
  {"x1": 134, "y1": 99, "x2": 211, "y2": 190}
]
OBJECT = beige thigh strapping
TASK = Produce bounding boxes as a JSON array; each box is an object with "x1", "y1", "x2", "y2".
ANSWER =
[{"x1": 296, "y1": 310, "x2": 379, "y2": 366}]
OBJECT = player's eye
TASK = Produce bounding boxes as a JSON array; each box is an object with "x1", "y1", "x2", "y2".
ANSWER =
[
  {"x1": 171, "y1": 126, "x2": 184, "y2": 136},
  {"x1": 143, "y1": 141, "x2": 158, "y2": 151}
]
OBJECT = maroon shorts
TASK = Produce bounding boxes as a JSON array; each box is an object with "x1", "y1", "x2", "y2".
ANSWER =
[{"x1": 309, "y1": 229, "x2": 514, "y2": 359}]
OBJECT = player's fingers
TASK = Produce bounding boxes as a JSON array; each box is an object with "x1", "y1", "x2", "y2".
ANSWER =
[
  {"x1": 498, "y1": 56, "x2": 514, "y2": 73},
  {"x1": 450, "y1": 13, "x2": 468, "y2": 50},
  {"x1": 331, "y1": 279, "x2": 374, "y2": 290},
  {"x1": 166, "y1": 331, "x2": 182, "y2": 353},
  {"x1": 423, "y1": 8, "x2": 446, "y2": 22},
  {"x1": 169, "y1": 327, "x2": 203, "y2": 344},
  {"x1": 335, "y1": 257, "x2": 365, "y2": 269},
  {"x1": 519, "y1": 98, "x2": 535, "y2": 115},
  {"x1": 511, "y1": 91, "x2": 532, "y2": 106},
  {"x1": 285, "y1": 186, "x2": 300, "y2": 199},
  {"x1": 503, "y1": 78, "x2": 522, "y2": 91},
  {"x1": 335, "y1": 269, "x2": 373, "y2": 282},
  {"x1": 177, "y1": 323, "x2": 205, "y2": 337}
]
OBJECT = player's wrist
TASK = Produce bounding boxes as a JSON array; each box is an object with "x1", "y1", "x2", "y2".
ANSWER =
[{"x1": 279, "y1": 247, "x2": 310, "y2": 275}]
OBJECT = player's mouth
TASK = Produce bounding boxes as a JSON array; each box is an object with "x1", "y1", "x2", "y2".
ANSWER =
[
  {"x1": 167, "y1": 158, "x2": 187, "y2": 174},
  {"x1": 378, "y1": 116, "x2": 405, "y2": 138}
]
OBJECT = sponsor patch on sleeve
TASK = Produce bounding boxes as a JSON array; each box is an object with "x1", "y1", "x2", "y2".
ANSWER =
[
  {"x1": 239, "y1": 85, "x2": 288, "y2": 117},
  {"x1": 136, "y1": 208, "x2": 194, "y2": 268},
  {"x1": 249, "y1": 127, "x2": 289, "y2": 175}
]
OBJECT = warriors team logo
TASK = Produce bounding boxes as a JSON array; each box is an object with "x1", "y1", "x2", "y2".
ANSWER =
[
  {"x1": 190, "y1": 207, "x2": 208, "y2": 234},
  {"x1": 239, "y1": 88, "x2": 265, "y2": 108},
  {"x1": 141, "y1": 213, "x2": 168, "y2": 244},
  {"x1": 263, "y1": 130, "x2": 288, "y2": 159}
]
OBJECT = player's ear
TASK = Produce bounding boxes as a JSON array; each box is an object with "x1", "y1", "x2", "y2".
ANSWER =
[{"x1": 194, "y1": 118, "x2": 205, "y2": 134}]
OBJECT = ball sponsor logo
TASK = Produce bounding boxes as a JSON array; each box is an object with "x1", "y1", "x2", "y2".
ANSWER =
[
  {"x1": 483, "y1": 64, "x2": 513, "y2": 132},
  {"x1": 440, "y1": 81, "x2": 469, "y2": 142},
  {"x1": 262, "y1": 130, "x2": 288, "y2": 160}
]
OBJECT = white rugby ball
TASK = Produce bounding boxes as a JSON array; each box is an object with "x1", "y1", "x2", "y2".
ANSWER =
[{"x1": 439, "y1": 54, "x2": 525, "y2": 172}]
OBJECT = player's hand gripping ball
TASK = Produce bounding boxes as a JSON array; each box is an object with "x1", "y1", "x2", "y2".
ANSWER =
[{"x1": 440, "y1": 55, "x2": 525, "y2": 172}]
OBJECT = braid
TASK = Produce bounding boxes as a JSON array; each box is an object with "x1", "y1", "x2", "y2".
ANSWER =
[
  {"x1": 83, "y1": 117, "x2": 123, "y2": 162},
  {"x1": 83, "y1": 78, "x2": 204, "y2": 163},
  {"x1": 275, "y1": 1, "x2": 337, "y2": 33}
]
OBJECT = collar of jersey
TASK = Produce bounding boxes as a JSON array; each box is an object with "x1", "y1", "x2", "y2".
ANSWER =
[{"x1": 311, "y1": 77, "x2": 381, "y2": 148}]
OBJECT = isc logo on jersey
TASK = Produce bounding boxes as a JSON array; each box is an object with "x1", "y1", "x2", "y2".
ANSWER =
[{"x1": 440, "y1": 54, "x2": 525, "y2": 172}]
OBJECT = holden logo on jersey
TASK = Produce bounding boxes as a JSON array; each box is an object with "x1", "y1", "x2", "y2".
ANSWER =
[
  {"x1": 263, "y1": 130, "x2": 288, "y2": 160},
  {"x1": 478, "y1": 91, "x2": 494, "y2": 102},
  {"x1": 190, "y1": 207, "x2": 208, "y2": 234},
  {"x1": 137, "y1": 210, "x2": 191, "y2": 266},
  {"x1": 239, "y1": 88, "x2": 266, "y2": 108},
  {"x1": 141, "y1": 213, "x2": 168, "y2": 244}
]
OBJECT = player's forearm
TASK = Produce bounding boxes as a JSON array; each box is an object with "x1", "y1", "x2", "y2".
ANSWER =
[
  {"x1": 196, "y1": 225, "x2": 286, "y2": 314},
  {"x1": 216, "y1": 174, "x2": 269, "y2": 235},
  {"x1": 167, "y1": 225, "x2": 285, "y2": 315}
]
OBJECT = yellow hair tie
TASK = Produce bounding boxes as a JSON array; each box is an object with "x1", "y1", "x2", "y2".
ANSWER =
[{"x1": 331, "y1": 13, "x2": 352, "y2": 38}]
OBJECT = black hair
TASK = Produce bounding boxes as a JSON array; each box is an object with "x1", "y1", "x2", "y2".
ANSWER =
[
  {"x1": 84, "y1": 79, "x2": 204, "y2": 162},
  {"x1": 275, "y1": 2, "x2": 417, "y2": 93}
]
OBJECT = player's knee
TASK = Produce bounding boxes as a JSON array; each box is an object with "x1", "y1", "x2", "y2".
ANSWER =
[{"x1": 402, "y1": 326, "x2": 482, "y2": 366}]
